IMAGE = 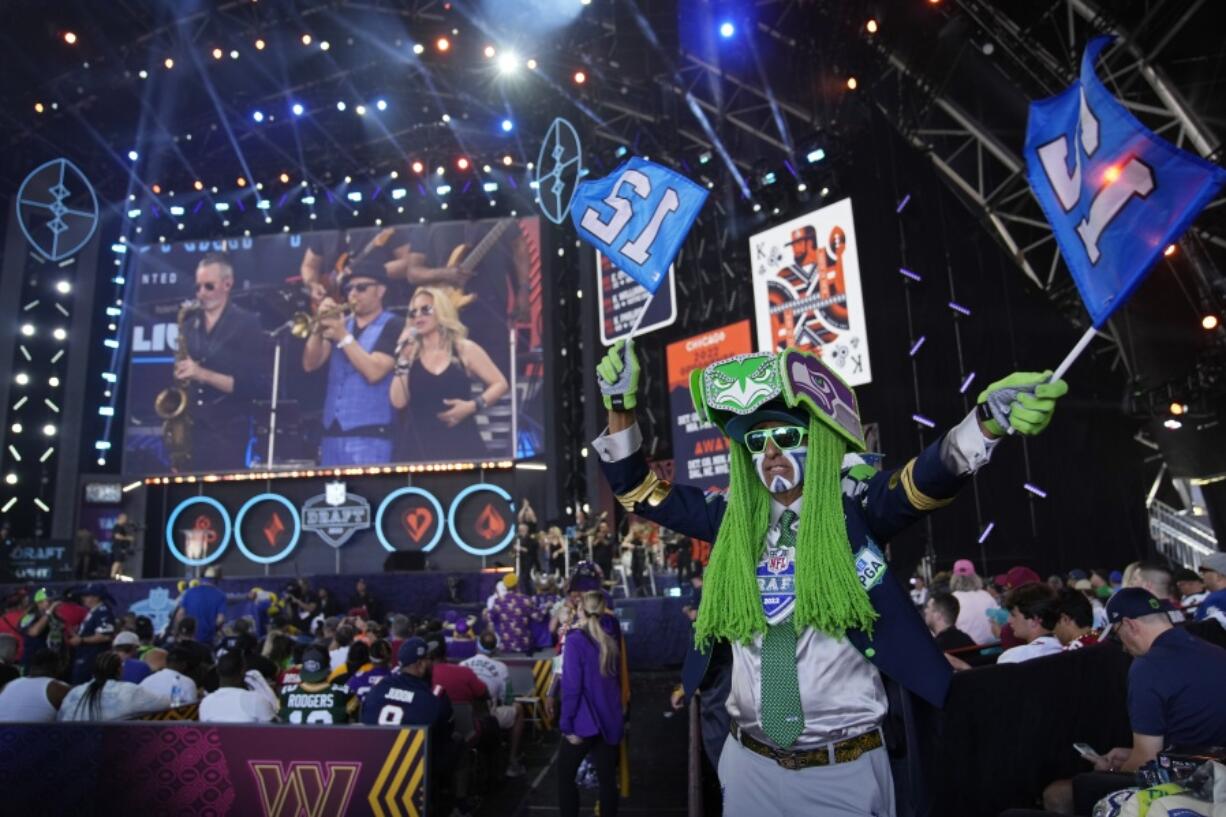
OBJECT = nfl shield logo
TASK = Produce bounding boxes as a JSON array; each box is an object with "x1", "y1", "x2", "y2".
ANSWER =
[
  {"x1": 325, "y1": 481, "x2": 347, "y2": 507},
  {"x1": 767, "y1": 554, "x2": 790, "y2": 574}
]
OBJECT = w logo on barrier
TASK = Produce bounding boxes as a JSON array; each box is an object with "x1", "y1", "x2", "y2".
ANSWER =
[{"x1": 248, "y1": 761, "x2": 360, "y2": 817}]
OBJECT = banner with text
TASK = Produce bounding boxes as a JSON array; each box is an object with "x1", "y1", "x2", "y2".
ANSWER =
[
  {"x1": 597, "y1": 251, "x2": 677, "y2": 345},
  {"x1": 665, "y1": 320, "x2": 753, "y2": 491}
]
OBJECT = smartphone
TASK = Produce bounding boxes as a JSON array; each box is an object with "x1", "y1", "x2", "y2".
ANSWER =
[{"x1": 1073, "y1": 742, "x2": 1101, "y2": 760}]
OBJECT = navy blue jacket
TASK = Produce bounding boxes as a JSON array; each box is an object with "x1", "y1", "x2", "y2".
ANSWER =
[{"x1": 601, "y1": 436, "x2": 965, "y2": 709}]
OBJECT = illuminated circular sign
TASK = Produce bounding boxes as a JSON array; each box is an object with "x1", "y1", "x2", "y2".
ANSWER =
[
  {"x1": 374, "y1": 487, "x2": 445, "y2": 553},
  {"x1": 165, "y1": 496, "x2": 232, "y2": 566},
  {"x1": 447, "y1": 483, "x2": 516, "y2": 557},
  {"x1": 233, "y1": 493, "x2": 301, "y2": 564}
]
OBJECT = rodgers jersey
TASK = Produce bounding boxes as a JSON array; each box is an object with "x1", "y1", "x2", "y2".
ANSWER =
[{"x1": 279, "y1": 681, "x2": 353, "y2": 725}]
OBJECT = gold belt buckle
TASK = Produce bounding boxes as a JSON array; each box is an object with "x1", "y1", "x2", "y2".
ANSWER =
[{"x1": 777, "y1": 753, "x2": 803, "y2": 770}]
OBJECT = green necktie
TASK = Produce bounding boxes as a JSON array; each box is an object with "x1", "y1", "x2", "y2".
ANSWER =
[{"x1": 760, "y1": 509, "x2": 804, "y2": 749}]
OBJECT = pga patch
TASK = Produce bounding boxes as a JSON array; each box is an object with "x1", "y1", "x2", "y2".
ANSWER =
[{"x1": 853, "y1": 542, "x2": 887, "y2": 592}]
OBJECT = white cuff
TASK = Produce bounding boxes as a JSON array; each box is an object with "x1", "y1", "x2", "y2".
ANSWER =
[
  {"x1": 940, "y1": 410, "x2": 1001, "y2": 476},
  {"x1": 590, "y1": 423, "x2": 643, "y2": 463}
]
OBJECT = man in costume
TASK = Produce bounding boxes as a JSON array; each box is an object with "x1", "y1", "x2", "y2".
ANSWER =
[{"x1": 592, "y1": 340, "x2": 1067, "y2": 813}]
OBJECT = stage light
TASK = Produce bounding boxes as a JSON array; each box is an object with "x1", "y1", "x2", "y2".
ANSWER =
[
  {"x1": 483, "y1": 182, "x2": 499, "y2": 193},
  {"x1": 752, "y1": 203, "x2": 761, "y2": 212},
  {"x1": 411, "y1": 160, "x2": 425, "y2": 174},
  {"x1": 139, "y1": 70, "x2": 148, "y2": 79},
  {"x1": 501, "y1": 118, "x2": 514, "y2": 132},
  {"x1": 437, "y1": 184, "x2": 452, "y2": 196},
  {"x1": 436, "y1": 36, "x2": 450, "y2": 52},
  {"x1": 336, "y1": 101, "x2": 347, "y2": 111},
  {"x1": 193, "y1": 180, "x2": 204, "y2": 191},
  {"x1": 1164, "y1": 418, "x2": 1182, "y2": 430},
  {"x1": 301, "y1": 34, "x2": 312, "y2": 46},
  {"x1": 413, "y1": 43, "x2": 425, "y2": 55},
  {"x1": 761, "y1": 171, "x2": 777, "y2": 186},
  {"x1": 441, "y1": 113, "x2": 451, "y2": 123},
  {"x1": 279, "y1": 172, "x2": 290, "y2": 183},
  {"x1": 1170, "y1": 402, "x2": 1186, "y2": 415},
  {"x1": 719, "y1": 21, "x2": 735, "y2": 38},
  {"x1": 866, "y1": 18, "x2": 879, "y2": 33},
  {"x1": 20, "y1": 324, "x2": 34, "y2": 337},
  {"x1": 344, "y1": 175, "x2": 353, "y2": 184},
  {"x1": 376, "y1": 99, "x2": 387, "y2": 111},
  {"x1": 497, "y1": 52, "x2": 520, "y2": 74},
  {"x1": 291, "y1": 102, "x2": 304, "y2": 116},
  {"x1": 806, "y1": 148, "x2": 826, "y2": 164},
  {"x1": 820, "y1": 186, "x2": 830, "y2": 197},
  {"x1": 4, "y1": 474, "x2": 15, "y2": 486},
  {"x1": 320, "y1": 40, "x2": 330, "y2": 51},
  {"x1": 151, "y1": 183, "x2": 162, "y2": 194},
  {"x1": 164, "y1": 57, "x2": 174, "y2": 69},
  {"x1": 42, "y1": 424, "x2": 56, "y2": 437},
  {"x1": 212, "y1": 47, "x2": 224, "y2": 60},
  {"x1": 847, "y1": 76, "x2": 858, "y2": 90},
  {"x1": 237, "y1": 176, "x2": 247, "y2": 188},
  {"x1": 64, "y1": 31, "x2": 78, "y2": 45},
  {"x1": 52, "y1": 329, "x2": 67, "y2": 342},
  {"x1": 526, "y1": 58, "x2": 537, "y2": 70},
  {"x1": 502, "y1": 154, "x2": 513, "y2": 166},
  {"x1": 255, "y1": 38, "x2": 266, "y2": 50},
  {"x1": 389, "y1": 170, "x2": 399, "y2": 179},
  {"x1": 127, "y1": 150, "x2": 138, "y2": 161},
  {"x1": 484, "y1": 45, "x2": 496, "y2": 58},
  {"x1": 35, "y1": 102, "x2": 45, "y2": 114},
  {"x1": 573, "y1": 70, "x2": 586, "y2": 84},
  {"x1": 436, "y1": 165, "x2": 445, "y2": 176},
  {"x1": 1204, "y1": 314, "x2": 1220, "y2": 330},
  {"x1": 301, "y1": 195, "x2": 316, "y2": 205},
  {"x1": 391, "y1": 188, "x2": 407, "y2": 200},
  {"x1": 12, "y1": 373, "x2": 25, "y2": 387},
  {"x1": 1164, "y1": 244, "x2": 1177, "y2": 257},
  {"x1": 56, "y1": 281, "x2": 71, "y2": 294},
  {"x1": 214, "y1": 202, "x2": 230, "y2": 211},
  {"x1": 456, "y1": 157, "x2": 470, "y2": 171},
  {"x1": 346, "y1": 191, "x2": 362, "y2": 202},
  {"x1": 482, "y1": 164, "x2": 492, "y2": 173},
  {"x1": 355, "y1": 104, "x2": 367, "y2": 115},
  {"x1": 49, "y1": 376, "x2": 60, "y2": 387},
  {"x1": 797, "y1": 182, "x2": 808, "y2": 192},
  {"x1": 169, "y1": 205, "x2": 185, "y2": 216},
  {"x1": 10, "y1": 424, "x2": 20, "y2": 434}
]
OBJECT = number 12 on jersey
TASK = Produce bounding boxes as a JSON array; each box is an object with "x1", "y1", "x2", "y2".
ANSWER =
[{"x1": 571, "y1": 157, "x2": 709, "y2": 294}]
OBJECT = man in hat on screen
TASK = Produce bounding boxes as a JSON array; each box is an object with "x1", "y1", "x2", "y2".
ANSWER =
[{"x1": 593, "y1": 340, "x2": 1067, "y2": 813}]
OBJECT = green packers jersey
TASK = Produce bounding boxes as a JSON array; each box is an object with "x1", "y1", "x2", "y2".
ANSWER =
[{"x1": 279, "y1": 681, "x2": 353, "y2": 725}]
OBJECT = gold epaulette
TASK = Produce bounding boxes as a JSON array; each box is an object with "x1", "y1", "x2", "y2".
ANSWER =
[
  {"x1": 616, "y1": 471, "x2": 673, "y2": 512},
  {"x1": 899, "y1": 458, "x2": 954, "y2": 511}
]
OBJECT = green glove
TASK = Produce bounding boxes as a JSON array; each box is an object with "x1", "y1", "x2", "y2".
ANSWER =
[
  {"x1": 976, "y1": 370, "x2": 1069, "y2": 436},
  {"x1": 596, "y1": 339, "x2": 642, "y2": 410}
]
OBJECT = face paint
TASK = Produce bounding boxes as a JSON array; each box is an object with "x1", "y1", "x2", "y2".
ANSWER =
[{"x1": 752, "y1": 448, "x2": 807, "y2": 493}]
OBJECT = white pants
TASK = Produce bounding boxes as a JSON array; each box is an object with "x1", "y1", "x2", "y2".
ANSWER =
[{"x1": 717, "y1": 734, "x2": 895, "y2": 816}]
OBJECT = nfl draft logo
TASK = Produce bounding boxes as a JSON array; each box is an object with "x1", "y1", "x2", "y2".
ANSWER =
[
  {"x1": 301, "y1": 481, "x2": 371, "y2": 548},
  {"x1": 757, "y1": 545, "x2": 796, "y2": 624}
]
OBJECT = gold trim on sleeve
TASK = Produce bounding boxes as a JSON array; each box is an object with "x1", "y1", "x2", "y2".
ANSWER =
[
  {"x1": 899, "y1": 458, "x2": 953, "y2": 511},
  {"x1": 616, "y1": 471, "x2": 673, "y2": 512}
]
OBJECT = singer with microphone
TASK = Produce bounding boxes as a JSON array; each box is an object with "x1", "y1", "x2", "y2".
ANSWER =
[
  {"x1": 304, "y1": 253, "x2": 406, "y2": 466},
  {"x1": 176, "y1": 253, "x2": 271, "y2": 472},
  {"x1": 389, "y1": 287, "x2": 508, "y2": 462}
]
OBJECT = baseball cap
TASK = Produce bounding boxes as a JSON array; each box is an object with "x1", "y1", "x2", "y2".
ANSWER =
[
  {"x1": 995, "y1": 566, "x2": 1041, "y2": 590},
  {"x1": 952, "y1": 559, "x2": 975, "y2": 577},
  {"x1": 113, "y1": 631, "x2": 141, "y2": 648},
  {"x1": 1108, "y1": 570, "x2": 1123, "y2": 584},
  {"x1": 300, "y1": 647, "x2": 330, "y2": 682},
  {"x1": 398, "y1": 637, "x2": 428, "y2": 666},
  {"x1": 568, "y1": 561, "x2": 604, "y2": 593},
  {"x1": 1072, "y1": 579, "x2": 1093, "y2": 591},
  {"x1": 1198, "y1": 552, "x2": 1226, "y2": 576},
  {"x1": 1103, "y1": 587, "x2": 1167, "y2": 636},
  {"x1": 424, "y1": 632, "x2": 446, "y2": 659},
  {"x1": 723, "y1": 404, "x2": 812, "y2": 444},
  {"x1": 503, "y1": 573, "x2": 519, "y2": 589},
  {"x1": 33, "y1": 588, "x2": 53, "y2": 604},
  {"x1": 1068, "y1": 569, "x2": 1088, "y2": 581},
  {"x1": 81, "y1": 582, "x2": 107, "y2": 598}
]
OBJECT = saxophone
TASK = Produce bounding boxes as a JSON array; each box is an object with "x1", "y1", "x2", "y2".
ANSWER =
[{"x1": 154, "y1": 300, "x2": 201, "y2": 471}]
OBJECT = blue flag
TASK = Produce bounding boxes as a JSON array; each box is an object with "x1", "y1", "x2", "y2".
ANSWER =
[
  {"x1": 571, "y1": 157, "x2": 708, "y2": 294},
  {"x1": 1025, "y1": 36, "x2": 1226, "y2": 327}
]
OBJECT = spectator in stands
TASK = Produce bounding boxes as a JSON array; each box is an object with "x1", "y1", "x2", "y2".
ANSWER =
[
  {"x1": 950, "y1": 559, "x2": 997, "y2": 645},
  {"x1": 1093, "y1": 588, "x2": 1226, "y2": 773},
  {"x1": 1173, "y1": 567, "x2": 1207, "y2": 614},
  {"x1": 1088, "y1": 568, "x2": 1110, "y2": 598},
  {"x1": 1, "y1": 592, "x2": 25, "y2": 666},
  {"x1": 0, "y1": 649, "x2": 70, "y2": 721},
  {"x1": 348, "y1": 638, "x2": 392, "y2": 703},
  {"x1": 923, "y1": 593, "x2": 976, "y2": 652},
  {"x1": 143, "y1": 648, "x2": 167, "y2": 674},
  {"x1": 218, "y1": 618, "x2": 258, "y2": 658},
  {"x1": 430, "y1": 637, "x2": 491, "y2": 703},
  {"x1": 512, "y1": 523, "x2": 539, "y2": 594},
  {"x1": 67, "y1": 583, "x2": 116, "y2": 684},
  {"x1": 330, "y1": 623, "x2": 355, "y2": 671},
  {"x1": 348, "y1": 578, "x2": 382, "y2": 622},
  {"x1": 462, "y1": 630, "x2": 528, "y2": 777},
  {"x1": 114, "y1": 631, "x2": 152, "y2": 684},
  {"x1": 282, "y1": 578, "x2": 318, "y2": 630},
  {"x1": 1053, "y1": 588, "x2": 1099, "y2": 650},
  {"x1": 1046, "y1": 574, "x2": 1065, "y2": 591},
  {"x1": 133, "y1": 616, "x2": 156, "y2": 658},
  {"x1": 1072, "y1": 578, "x2": 1109, "y2": 629},
  {"x1": 140, "y1": 645, "x2": 199, "y2": 705},
  {"x1": 316, "y1": 586, "x2": 343, "y2": 619},
  {"x1": 262, "y1": 633, "x2": 294, "y2": 672},
  {"x1": 0, "y1": 633, "x2": 21, "y2": 688},
  {"x1": 1108, "y1": 569, "x2": 1124, "y2": 593},
  {"x1": 1127, "y1": 560, "x2": 1182, "y2": 620},
  {"x1": 488, "y1": 574, "x2": 545, "y2": 655},
  {"x1": 170, "y1": 617, "x2": 214, "y2": 673},
  {"x1": 329, "y1": 639, "x2": 369, "y2": 686},
  {"x1": 59, "y1": 651, "x2": 167, "y2": 721},
  {"x1": 199, "y1": 650, "x2": 279, "y2": 723},
  {"x1": 681, "y1": 572, "x2": 703, "y2": 623},
  {"x1": 909, "y1": 574, "x2": 928, "y2": 607},
  {"x1": 388, "y1": 614, "x2": 412, "y2": 658},
  {"x1": 1196, "y1": 552, "x2": 1226, "y2": 629},
  {"x1": 996, "y1": 582, "x2": 1063, "y2": 664},
  {"x1": 20, "y1": 588, "x2": 70, "y2": 670},
  {"x1": 175, "y1": 568, "x2": 227, "y2": 647},
  {"x1": 277, "y1": 646, "x2": 353, "y2": 724},
  {"x1": 590, "y1": 520, "x2": 615, "y2": 580},
  {"x1": 558, "y1": 591, "x2": 624, "y2": 817}
]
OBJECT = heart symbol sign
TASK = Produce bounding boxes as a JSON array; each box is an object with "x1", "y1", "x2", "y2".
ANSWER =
[{"x1": 402, "y1": 507, "x2": 434, "y2": 543}]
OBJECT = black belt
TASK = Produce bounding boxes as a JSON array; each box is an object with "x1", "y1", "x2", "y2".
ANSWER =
[
  {"x1": 323, "y1": 424, "x2": 390, "y2": 438},
  {"x1": 730, "y1": 723, "x2": 883, "y2": 770}
]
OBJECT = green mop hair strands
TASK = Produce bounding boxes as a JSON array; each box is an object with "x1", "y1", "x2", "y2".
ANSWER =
[{"x1": 693, "y1": 413, "x2": 877, "y2": 648}]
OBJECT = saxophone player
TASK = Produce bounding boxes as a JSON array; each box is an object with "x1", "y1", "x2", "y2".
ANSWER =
[{"x1": 173, "y1": 252, "x2": 270, "y2": 471}]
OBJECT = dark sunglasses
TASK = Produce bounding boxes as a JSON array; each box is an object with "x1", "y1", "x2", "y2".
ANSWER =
[
  {"x1": 408, "y1": 304, "x2": 435, "y2": 318},
  {"x1": 342, "y1": 281, "x2": 378, "y2": 295},
  {"x1": 744, "y1": 425, "x2": 808, "y2": 454},
  {"x1": 195, "y1": 282, "x2": 217, "y2": 292}
]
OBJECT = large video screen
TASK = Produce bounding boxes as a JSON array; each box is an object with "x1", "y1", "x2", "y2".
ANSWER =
[
  {"x1": 121, "y1": 218, "x2": 544, "y2": 475},
  {"x1": 749, "y1": 198, "x2": 873, "y2": 386}
]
